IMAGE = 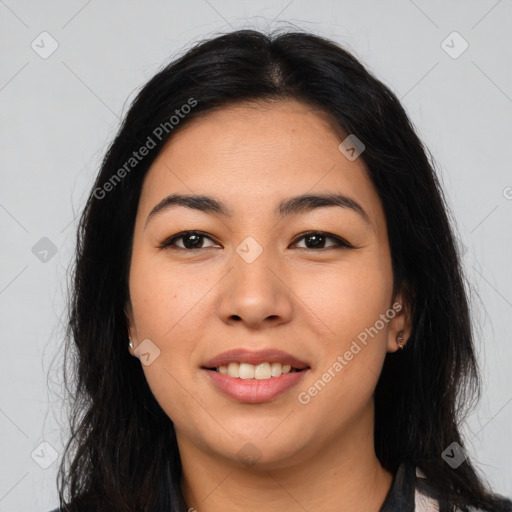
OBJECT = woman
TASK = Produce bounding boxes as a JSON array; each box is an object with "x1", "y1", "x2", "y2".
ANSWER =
[{"x1": 51, "y1": 29, "x2": 511, "y2": 511}]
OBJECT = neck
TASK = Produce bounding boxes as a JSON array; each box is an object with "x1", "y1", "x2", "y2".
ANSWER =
[{"x1": 178, "y1": 402, "x2": 394, "y2": 512}]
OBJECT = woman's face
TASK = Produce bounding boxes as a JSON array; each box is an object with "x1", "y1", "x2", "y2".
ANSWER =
[{"x1": 126, "y1": 100, "x2": 409, "y2": 469}]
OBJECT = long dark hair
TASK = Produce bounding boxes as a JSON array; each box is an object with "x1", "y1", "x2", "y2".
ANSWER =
[{"x1": 56, "y1": 29, "x2": 511, "y2": 512}]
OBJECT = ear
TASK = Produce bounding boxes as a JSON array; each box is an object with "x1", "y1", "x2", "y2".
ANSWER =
[
  {"x1": 386, "y1": 286, "x2": 413, "y2": 353},
  {"x1": 124, "y1": 300, "x2": 137, "y2": 355}
]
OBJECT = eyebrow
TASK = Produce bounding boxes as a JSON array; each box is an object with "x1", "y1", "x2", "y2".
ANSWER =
[{"x1": 144, "y1": 192, "x2": 371, "y2": 228}]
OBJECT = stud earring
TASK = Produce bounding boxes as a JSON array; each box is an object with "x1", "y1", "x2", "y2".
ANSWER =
[
  {"x1": 396, "y1": 330, "x2": 405, "y2": 350},
  {"x1": 128, "y1": 337, "x2": 134, "y2": 350}
]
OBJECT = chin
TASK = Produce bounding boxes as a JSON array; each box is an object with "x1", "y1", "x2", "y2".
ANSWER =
[{"x1": 199, "y1": 423, "x2": 314, "y2": 470}]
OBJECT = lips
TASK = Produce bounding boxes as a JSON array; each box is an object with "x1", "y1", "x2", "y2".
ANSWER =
[
  {"x1": 201, "y1": 348, "x2": 311, "y2": 403},
  {"x1": 201, "y1": 348, "x2": 310, "y2": 370},
  {"x1": 204, "y1": 368, "x2": 309, "y2": 403}
]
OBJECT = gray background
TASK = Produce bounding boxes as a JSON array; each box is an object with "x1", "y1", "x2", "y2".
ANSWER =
[{"x1": 0, "y1": 1, "x2": 511, "y2": 510}]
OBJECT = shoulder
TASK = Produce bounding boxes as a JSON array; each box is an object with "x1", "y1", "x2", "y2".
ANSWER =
[
  {"x1": 415, "y1": 487, "x2": 507, "y2": 511},
  {"x1": 47, "y1": 498, "x2": 92, "y2": 512},
  {"x1": 48, "y1": 506, "x2": 89, "y2": 512},
  {"x1": 414, "y1": 488, "x2": 484, "y2": 511},
  {"x1": 416, "y1": 492, "x2": 490, "y2": 511},
  {"x1": 414, "y1": 467, "x2": 511, "y2": 512}
]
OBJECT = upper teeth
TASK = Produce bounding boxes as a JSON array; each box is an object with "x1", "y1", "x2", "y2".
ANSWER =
[{"x1": 217, "y1": 362, "x2": 297, "y2": 380}]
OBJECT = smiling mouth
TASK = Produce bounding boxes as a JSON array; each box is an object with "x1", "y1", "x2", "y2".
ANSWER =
[{"x1": 203, "y1": 362, "x2": 309, "y2": 380}]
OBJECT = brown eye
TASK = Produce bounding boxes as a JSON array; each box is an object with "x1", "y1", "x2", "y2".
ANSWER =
[
  {"x1": 158, "y1": 231, "x2": 220, "y2": 250},
  {"x1": 292, "y1": 231, "x2": 353, "y2": 250},
  {"x1": 158, "y1": 230, "x2": 353, "y2": 252}
]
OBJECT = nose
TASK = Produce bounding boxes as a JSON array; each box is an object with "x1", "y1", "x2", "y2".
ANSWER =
[{"x1": 216, "y1": 243, "x2": 294, "y2": 330}]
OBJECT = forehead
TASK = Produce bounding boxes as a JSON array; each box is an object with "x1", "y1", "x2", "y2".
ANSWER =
[
  {"x1": 151, "y1": 100, "x2": 351, "y2": 176},
  {"x1": 137, "y1": 100, "x2": 384, "y2": 231}
]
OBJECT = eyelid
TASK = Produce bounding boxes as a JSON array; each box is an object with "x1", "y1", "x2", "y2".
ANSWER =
[
  {"x1": 158, "y1": 230, "x2": 354, "y2": 251},
  {"x1": 290, "y1": 230, "x2": 354, "y2": 249},
  {"x1": 157, "y1": 230, "x2": 220, "y2": 250}
]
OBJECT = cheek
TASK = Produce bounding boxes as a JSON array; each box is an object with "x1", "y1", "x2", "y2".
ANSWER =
[
  {"x1": 295, "y1": 249, "x2": 393, "y2": 343},
  {"x1": 128, "y1": 249, "x2": 215, "y2": 340},
  {"x1": 291, "y1": 248, "x2": 393, "y2": 414},
  {"x1": 293, "y1": 266, "x2": 391, "y2": 426},
  {"x1": 128, "y1": 251, "x2": 223, "y2": 425},
  {"x1": 139, "y1": 358, "x2": 213, "y2": 441}
]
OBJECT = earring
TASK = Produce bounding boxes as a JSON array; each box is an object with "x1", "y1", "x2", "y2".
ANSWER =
[
  {"x1": 396, "y1": 330, "x2": 405, "y2": 350},
  {"x1": 128, "y1": 337, "x2": 134, "y2": 350}
]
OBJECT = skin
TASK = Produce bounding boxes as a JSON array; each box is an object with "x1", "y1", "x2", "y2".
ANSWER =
[{"x1": 126, "y1": 100, "x2": 411, "y2": 512}]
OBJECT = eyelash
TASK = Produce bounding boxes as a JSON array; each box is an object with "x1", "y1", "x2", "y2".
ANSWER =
[{"x1": 157, "y1": 230, "x2": 354, "y2": 251}]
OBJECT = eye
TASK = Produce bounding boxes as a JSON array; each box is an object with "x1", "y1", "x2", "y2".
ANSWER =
[
  {"x1": 158, "y1": 231, "x2": 220, "y2": 250},
  {"x1": 159, "y1": 230, "x2": 353, "y2": 252},
  {"x1": 291, "y1": 231, "x2": 354, "y2": 250}
]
